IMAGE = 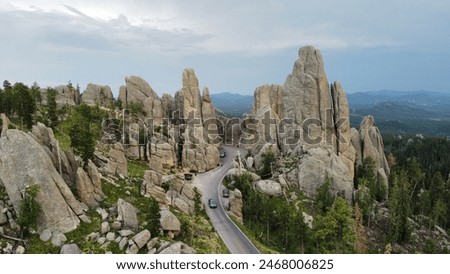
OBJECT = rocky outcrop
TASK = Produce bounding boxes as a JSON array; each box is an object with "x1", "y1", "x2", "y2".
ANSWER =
[
  {"x1": 32, "y1": 122, "x2": 78, "y2": 185},
  {"x1": 75, "y1": 160, "x2": 104, "y2": 208},
  {"x1": 285, "y1": 145, "x2": 354, "y2": 200},
  {"x1": 255, "y1": 180, "x2": 282, "y2": 196},
  {"x1": 330, "y1": 81, "x2": 355, "y2": 178},
  {"x1": 228, "y1": 189, "x2": 243, "y2": 224},
  {"x1": 117, "y1": 198, "x2": 139, "y2": 230},
  {"x1": 41, "y1": 85, "x2": 80, "y2": 107},
  {"x1": 245, "y1": 46, "x2": 373, "y2": 200},
  {"x1": 180, "y1": 69, "x2": 202, "y2": 119},
  {"x1": 119, "y1": 76, "x2": 158, "y2": 106},
  {"x1": 0, "y1": 129, "x2": 81, "y2": 233},
  {"x1": 356, "y1": 116, "x2": 390, "y2": 176},
  {"x1": 141, "y1": 170, "x2": 167, "y2": 205},
  {"x1": 281, "y1": 46, "x2": 333, "y2": 152},
  {"x1": 246, "y1": 85, "x2": 283, "y2": 158},
  {"x1": 148, "y1": 135, "x2": 177, "y2": 170},
  {"x1": 104, "y1": 143, "x2": 128, "y2": 177},
  {"x1": 174, "y1": 69, "x2": 220, "y2": 172},
  {"x1": 160, "y1": 209, "x2": 181, "y2": 238},
  {"x1": 81, "y1": 83, "x2": 114, "y2": 108},
  {"x1": 181, "y1": 127, "x2": 219, "y2": 172}
]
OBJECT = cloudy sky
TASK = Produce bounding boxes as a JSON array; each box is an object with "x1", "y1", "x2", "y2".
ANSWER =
[{"x1": 1, "y1": 0, "x2": 449, "y2": 96}]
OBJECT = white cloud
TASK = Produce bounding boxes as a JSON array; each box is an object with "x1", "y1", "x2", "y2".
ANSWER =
[{"x1": 1, "y1": 0, "x2": 449, "y2": 94}]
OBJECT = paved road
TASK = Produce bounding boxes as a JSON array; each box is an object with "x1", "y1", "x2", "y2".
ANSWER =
[{"x1": 196, "y1": 146, "x2": 260, "y2": 254}]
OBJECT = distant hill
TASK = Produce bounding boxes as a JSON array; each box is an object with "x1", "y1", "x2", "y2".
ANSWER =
[
  {"x1": 348, "y1": 90, "x2": 450, "y2": 113},
  {"x1": 348, "y1": 90, "x2": 450, "y2": 137},
  {"x1": 210, "y1": 90, "x2": 450, "y2": 136},
  {"x1": 211, "y1": 92, "x2": 253, "y2": 117}
]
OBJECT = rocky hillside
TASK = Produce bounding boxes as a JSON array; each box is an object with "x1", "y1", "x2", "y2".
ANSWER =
[{"x1": 0, "y1": 69, "x2": 225, "y2": 254}]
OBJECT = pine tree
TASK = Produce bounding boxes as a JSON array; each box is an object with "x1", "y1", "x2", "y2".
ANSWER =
[
  {"x1": 46, "y1": 87, "x2": 58, "y2": 128},
  {"x1": 354, "y1": 202, "x2": 368, "y2": 253},
  {"x1": 388, "y1": 170, "x2": 412, "y2": 243},
  {"x1": 316, "y1": 176, "x2": 334, "y2": 214},
  {"x1": 14, "y1": 82, "x2": 36, "y2": 129},
  {"x1": 312, "y1": 197, "x2": 356, "y2": 253},
  {"x1": 146, "y1": 196, "x2": 161, "y2": 236}
]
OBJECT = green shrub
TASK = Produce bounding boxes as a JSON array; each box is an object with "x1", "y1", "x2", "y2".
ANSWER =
[{"x1": 18, "y1": 185, "x2": 42, "y2": 232}]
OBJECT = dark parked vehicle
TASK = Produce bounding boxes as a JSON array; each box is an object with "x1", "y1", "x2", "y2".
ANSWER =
[
  {"x1": 222, "y1": 188, "x2": 230, "y2": 198},
  {"x1": 219, "y1": 150, "x2": 226, "y2": 158},
  {"x1": 208, "y1": 199, "x2": 218, "y2": 209},
  {"x1": 184, "y1": 173, "x2": 193, "y2": 180}
]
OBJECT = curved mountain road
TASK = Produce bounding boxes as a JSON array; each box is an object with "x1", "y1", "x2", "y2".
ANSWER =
[{"x1": 196, "y1": 146, "x2": 260, "y2": 254}]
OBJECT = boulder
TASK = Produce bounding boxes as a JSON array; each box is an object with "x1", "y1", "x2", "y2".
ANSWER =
[
  {"x1": 101, "y1": 221, "x2": 110, "y2": 234},
  {"x1": 133, "y1": 229, "x2": 151, "y2": 249},
  {"x1": 75, "y1": 167, "x2": 102, "y2": 208},
  {"x1": 0, "y1": 210, "x2": 8, "y2": 226},
  {"x1": 106, "y1": 143, "x2": 128, "y2": 177},
  {"x1": 159, "y1": 242, "x2": 182, "y2": 254},
  {"x1": 255, "y1": 180, "x2": 283, "y2": 196},
  {"x1": 60, "y1": 244, "x2": 81, "y2": 254},
  {"x1": 0, "y1": 129, "x2": 81, "y2": 233},
  {"x1": 39, "y1": 229, "x2": 52, "y2": 242},
  {"x1": 160, "y1": 209, "x2": 181, "y2": 235},
  {"x1": 51, "y1": 231, "x2": 67, "y2": 247},
  {"x1": 117, "y1": 198, "x2": 139, "y2": 230},
  {"x1": 106, "y1": 232, "x2": 116, "y2": 242},
  {"x1": 285, "y1": 145, "x2": 353, "y2": 201},
  {"x1": 81, "y1": 83, "x2": 114, "y2": 108}
]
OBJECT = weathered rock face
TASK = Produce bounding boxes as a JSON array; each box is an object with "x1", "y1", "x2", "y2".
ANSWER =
[
  {"x1": 174, "y1": 69, "x2": 220, "y2": 172},
  {"x1": 81, "y1": 83, "x2": 114, "y2": 108},
  {"x1": 148, "y1": 136, "x2": 177, "y2": 170},
  {"x1": 355, "y1": 115, "x2": 390, "y2": 176},
  {"x1": 228, "y1": 189, "x2": 243, "y2": 224},
  {"x1": 105, "y1": 143, "x2": 128, "y2": 177},
  {"x1": 75, "y1": 160, "x2": 104, "y2": 208},
  {"x1": 285, "y1": 145, "x2": 354, "y2": 200},
  {"x1": 32, "y1": 122, "x2": 78, "y2": 185},
  {"x1": 141, "y1": 170, "x2": 167, "y2": 205},
  {"x1": 41, "y1": 85, "x2": 80, "y2": 107},
  {"x1": 244, "y1": 46, "x2": 362, "y2": 200},
  {"x1": 0, "y1": 129, "x2": 81, "y2": 233},
  {"x1": 119, "y1": 76, "x2": 158, "y2": 105},
  {"x1": 255, "y1": 180, "x2": 282, "y2": 196},
  {"x1": 252, "y1": 84, "x2": 283, "y2": 119},
  {"x1": 1, "y1": 113, "x2": 10, "y2": 137},
  {"x1": 160, "y1": 209, "x2": 181, "y2": 237},
  {"x1": 182, "y1": 126, "x2": 219, "y2": 172},
  {"x1": 246, "y1": 85, "x2": 283, "y2": 157},
  {"x1": 281, "y1": 46, "x2": 333, "y2": 152},
  {"x1": 331, "y1": 81, "x2": 355, "y2": 178},
  {"x1": 180, "y1": 69, "x2": 202, "y2": 120},
  {"x1": 117, "y1": 198, "x2": 139, "y2": 230}
]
